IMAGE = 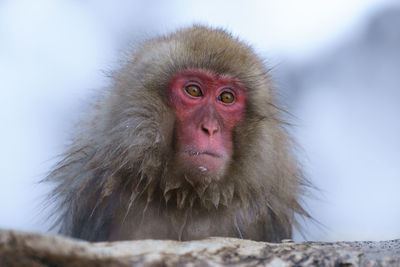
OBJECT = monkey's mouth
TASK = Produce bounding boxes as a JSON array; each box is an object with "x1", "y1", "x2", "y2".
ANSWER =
[
  {"x1": 184, "y1": 149, "x2": 223, "y2": 158},
  {"x1": 181, "y1": 149, "x2": 226, "y2": 174}
]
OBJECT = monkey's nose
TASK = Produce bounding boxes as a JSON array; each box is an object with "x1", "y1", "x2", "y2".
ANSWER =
[{"x1": 201, "y1": 122, "x2": 219, "y2": 136}]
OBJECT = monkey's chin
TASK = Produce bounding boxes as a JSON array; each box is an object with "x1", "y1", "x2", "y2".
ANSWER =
[{"x1": 178, "y1": 151, "x2": 228, "y2": 181}]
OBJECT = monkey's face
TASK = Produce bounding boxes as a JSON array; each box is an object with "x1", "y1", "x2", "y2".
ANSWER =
[{"x1": 168, "y1": 69, "x2": 247, "y2": 181}]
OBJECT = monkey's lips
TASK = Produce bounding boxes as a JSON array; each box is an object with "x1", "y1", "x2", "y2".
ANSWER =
[{"x1": 181, "y1": 149, "x2": 227, "y2": 173}]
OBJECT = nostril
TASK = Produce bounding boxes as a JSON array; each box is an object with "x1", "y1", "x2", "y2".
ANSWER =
[{"x1": 201, "y1": 126, "x2": 209, "y2": 135}]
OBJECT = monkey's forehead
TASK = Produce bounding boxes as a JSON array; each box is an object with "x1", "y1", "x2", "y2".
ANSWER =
[{"x1": 138, "y1": 26, "x2": 270, "y2": 87}]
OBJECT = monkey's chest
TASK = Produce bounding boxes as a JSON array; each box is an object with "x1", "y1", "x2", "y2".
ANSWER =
[{"x1": 109, "y1": 201, "x2": 266, "y2": 241}]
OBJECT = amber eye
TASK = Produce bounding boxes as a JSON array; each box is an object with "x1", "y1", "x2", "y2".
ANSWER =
[
  {"x1": 218, "y1": 91, "x2": 235, "y2": 104},
  {"x1": 184, "y1": 84, "x2": 203, "y2": 97}
]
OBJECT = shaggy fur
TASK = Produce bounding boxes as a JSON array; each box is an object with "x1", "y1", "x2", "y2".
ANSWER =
[{"x1": 45, "y1": 25, "x2": 309, "y2": 242}]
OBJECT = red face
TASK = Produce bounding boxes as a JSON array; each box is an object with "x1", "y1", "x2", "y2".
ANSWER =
[{"x1": 168, "y1": 69, "x2": 247, "y2": 180}]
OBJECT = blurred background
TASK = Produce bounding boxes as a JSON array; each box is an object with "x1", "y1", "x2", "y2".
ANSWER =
[{"x1": 0, "y1": 0, "x2": 399, "y2": 242}]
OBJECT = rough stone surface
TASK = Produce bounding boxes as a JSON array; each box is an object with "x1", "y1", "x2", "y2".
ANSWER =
[{"x1": 0, "y1": 230, "x2": 399, "y2": 266}]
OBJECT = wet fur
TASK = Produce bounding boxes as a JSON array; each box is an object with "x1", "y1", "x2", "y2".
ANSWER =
[{"x1": 45, "y1": 25, "x2": 309, "y2": 242}]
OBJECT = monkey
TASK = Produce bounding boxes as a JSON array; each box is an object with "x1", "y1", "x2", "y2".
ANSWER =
[{"x1": 44, "y1": 25, "x2": 309, "y2": 242}]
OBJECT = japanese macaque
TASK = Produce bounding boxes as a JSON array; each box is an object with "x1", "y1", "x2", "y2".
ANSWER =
[{"x1": 45, "y1": 25, "x2": 309, "y2": 242}]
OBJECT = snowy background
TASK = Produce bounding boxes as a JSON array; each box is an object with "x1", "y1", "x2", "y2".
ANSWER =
[{"x1": 1, "y1": 0, "x2": 399, "y2": 241}]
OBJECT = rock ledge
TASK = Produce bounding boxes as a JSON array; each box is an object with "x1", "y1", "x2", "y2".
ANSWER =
[{"x1": 0, "y1": 230, "x2": 399, "y2": 266}]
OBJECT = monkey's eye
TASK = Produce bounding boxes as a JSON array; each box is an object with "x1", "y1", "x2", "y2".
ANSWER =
[
  {"x1": 217, "y1": 91, "x2": 235, "y2": 104},
  {"x1": 184, "y1": 84, "x2": 203, "y2": 97}
]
